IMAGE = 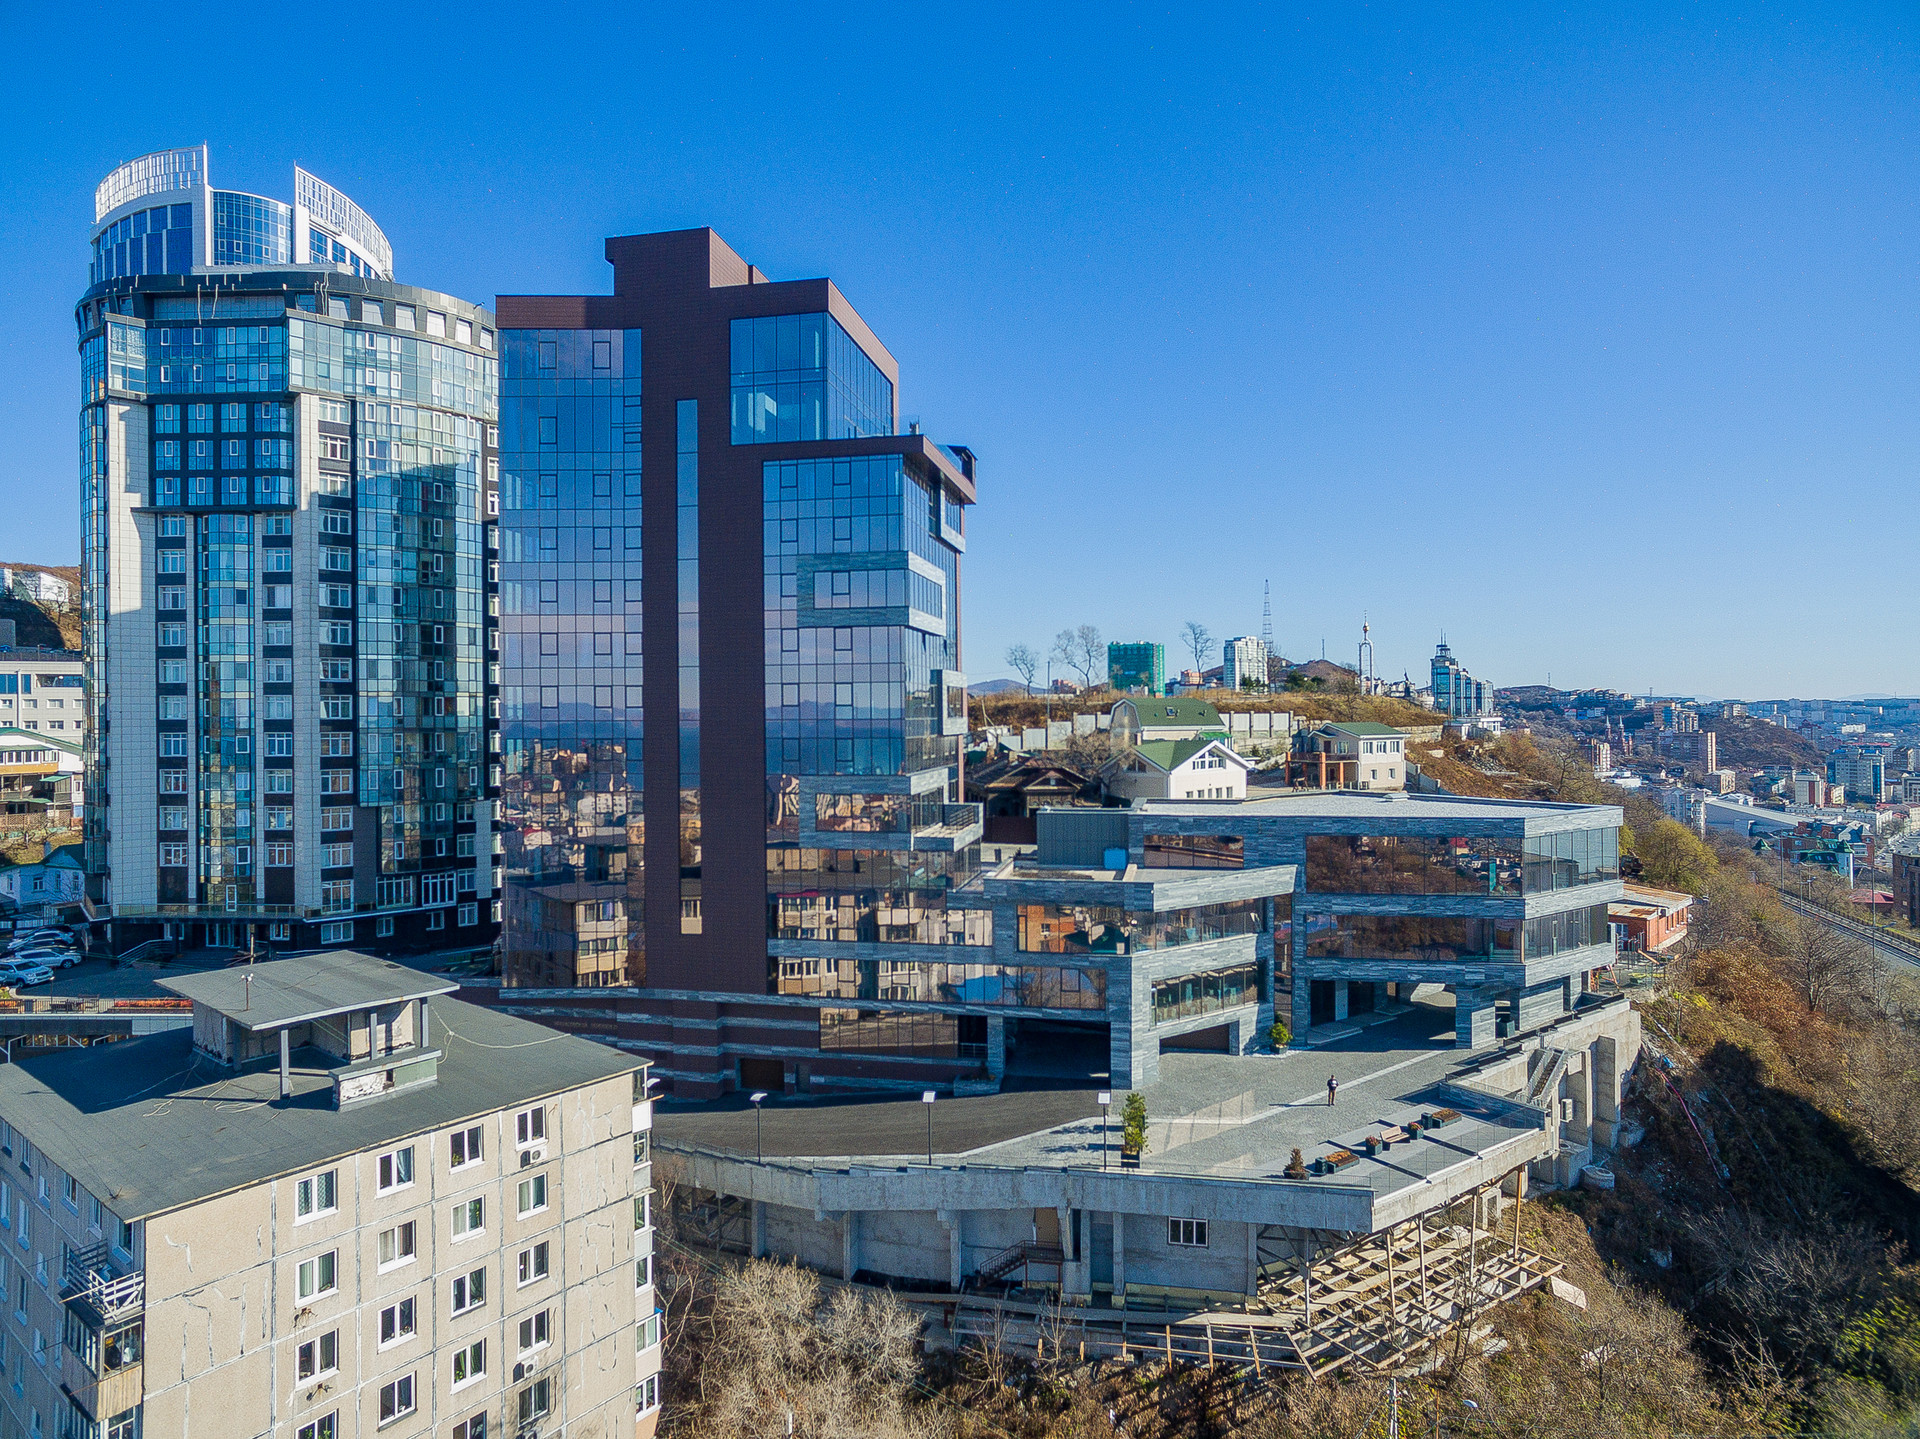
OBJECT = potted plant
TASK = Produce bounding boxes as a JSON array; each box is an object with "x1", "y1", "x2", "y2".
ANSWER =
[
  {"x1": 1120, "y1": 1092, "x2": 1149, "y2": 1168},
  {"x1": 1269, "y1": 1020, "x2": 1291, "y2": 1049},
  {"x1": 1283, "y1": 1147, "x2": 1309, "y2": 1179}
]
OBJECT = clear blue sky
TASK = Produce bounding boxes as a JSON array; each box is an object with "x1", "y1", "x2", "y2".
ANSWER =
[{"x1": 3, "y1": 4, "x2": 1915, "y2": 699}]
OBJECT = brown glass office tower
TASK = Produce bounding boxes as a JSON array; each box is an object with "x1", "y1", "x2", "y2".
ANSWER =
[{"x1": 492, "y1": 230, "x2": 986, "y2": 1098}]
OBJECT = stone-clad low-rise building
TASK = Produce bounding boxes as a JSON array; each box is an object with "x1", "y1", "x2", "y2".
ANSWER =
[{"x1": 0, "y1": 950, "x2": 659, "y2": 1439}]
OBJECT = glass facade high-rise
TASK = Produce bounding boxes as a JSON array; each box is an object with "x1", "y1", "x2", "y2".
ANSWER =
[
  {"x1": 492, "y1": 229, "x2": 985, "y2": 1095},
  {"x1": 79, "y1": 148, "x2": 500, "y2": 954}
]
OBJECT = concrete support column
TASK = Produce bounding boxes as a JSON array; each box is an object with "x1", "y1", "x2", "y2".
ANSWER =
[
  {"x1": 1110, "y1": 1212, "x2": 1127, "y2": 1308},
  {"x1": 1591, "y1": 1035, "x2": 1621, "y2": 1146},
  {"x1": 1244, "y1": 1224, "x2": 1260, "y2": 1299},
  {"x1": 841, "y1": 1212, "x2": 858, "y2": 1281},
  {"x1": 1333, "y1": 980, "x2": 1350, "y2": 1022},
  {"x1": 1289, "y1": 978, "x2": 1312, "y2": 1046},
  {"x1": 751, "y1": 1200, "x2": 767, "y2": 1259},
  {"x1": 1061, "y1": 1208, "x2": 1091, "y2": 1300},
  {"x1": 938, "y1": 1210, "x2": 963, "y2": 1291},
  {"x1": 1455, "y1": 986, "x2": 1497, "y2": 1049},
  {"x1": 985, "y1": 1018, "x2": 1006, "y2": 1081}
]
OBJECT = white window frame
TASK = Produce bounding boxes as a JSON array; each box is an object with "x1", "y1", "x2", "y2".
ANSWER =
[
  {"x1": 517, "y1": 1308, "x2": 551, "y2": 1356},
  {"x1": 294, "y1": 1170, "x2": 337, "y2": 1223},
  {"x1": 378, "y1": 1372, "x2": 416, "y2": 1426},
  {"x1": 451, "y1": 1337, "x2": 485, "y2": 1391},
  {"x1": 450, "y1": 1265, "x2": 486, "y2": 1316},
  {"x1": 450, "y1": 1124, "x2": 483, "y2": 1170},
  {"x1": 377, "y1": 1296, "x2": 417, "y2": 1350},
  {"x1": 375, "y1": 1146, "x2": 415, "y2": 1195},
  {"x1": 296, "y1": 1329, "x2": 339, "y2": 1382},
  {"x1": 376, "y1": 1220, "x2": 417, "y2": 1272},
  {"x1": 516, "y1": 1241, "x2": 550, "y2": 1288},
  {"x1": 515, "y1": 1173, "x2": 548, "y2": 1219},
  {"x1": 452, "y1": 1196, "x2": 484, "y2": 1243},
  {"x1": 1169, "y1": 1217, "x2": 1209, "y2": 1248},
  {"x1": 296, "y1": 1250, "x2": 338, "y2": 1302}
]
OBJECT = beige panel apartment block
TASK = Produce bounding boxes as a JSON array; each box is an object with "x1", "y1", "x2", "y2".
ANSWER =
[{"x1": 0, "y1": 953, "x2": 656, "y2": 1439}]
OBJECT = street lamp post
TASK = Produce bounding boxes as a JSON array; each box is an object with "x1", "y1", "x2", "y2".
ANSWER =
[
  {"x1": 749, "y1": 1091, "x2": 768, "y2": 1163},
  {"x1": 921, "y1": 1090, "x2": 937, "y2": 1165},
  {"x1": 1097, "y1": 1091, "x2": 1112, "y2": 1170}
]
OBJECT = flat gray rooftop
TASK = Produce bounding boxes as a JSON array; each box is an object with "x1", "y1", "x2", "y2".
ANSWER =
[
  {"x1": 658, "y1": 1002, "x2": 1546, "y2": 1208},
  {"x1": 1143, "y1": 791, "x2": 1616, "y2": 824},
  {"x1": 158, "y1": 950, "x2": 457, "y2": 1030},
  {"x1": 0, "y1": 996, "x2": 636, "y2": 1221}
]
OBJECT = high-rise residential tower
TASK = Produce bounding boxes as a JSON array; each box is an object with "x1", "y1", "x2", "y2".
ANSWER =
[
  {"x1": 79, "y1": 147, "x2": 502, "y2": 953},
  {"x1": 492, "y1": 229, "x2": 985, "y2": 1096}
]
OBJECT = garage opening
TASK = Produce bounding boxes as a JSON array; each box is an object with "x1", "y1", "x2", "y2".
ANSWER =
[{"x1": 1160, "y1": 1022, "x2": 1231, "y2": 1054}]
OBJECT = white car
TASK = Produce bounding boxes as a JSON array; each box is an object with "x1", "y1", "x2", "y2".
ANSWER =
[
  {"x1": 0, "y1": 963, "x2": 53, "y2": 987},
  {"x1": 7, "y1": 933, "x2": 71, "y2": 954},
  {"x1": 9, "y1": 948, "x2": 72, "y2": 970}
]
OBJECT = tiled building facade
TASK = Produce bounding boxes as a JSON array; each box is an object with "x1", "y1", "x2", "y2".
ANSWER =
[{"x1": 78, "y1": 148, "x2": 502, "y2": 954}]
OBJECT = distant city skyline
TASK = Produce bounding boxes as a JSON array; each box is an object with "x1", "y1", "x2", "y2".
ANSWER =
[{"x1": 4, "y1": 4, "x2": 1917, "y2": 699}]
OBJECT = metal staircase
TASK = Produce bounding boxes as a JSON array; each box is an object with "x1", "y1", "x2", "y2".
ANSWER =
[{"x1": 974, "y1": 1242, "x2": 1064, "y2": 1285}]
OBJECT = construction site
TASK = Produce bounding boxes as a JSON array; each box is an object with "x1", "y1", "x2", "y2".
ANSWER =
[{"x1": 658, "y1": 990, "x2": 1638, "y2": 1376}]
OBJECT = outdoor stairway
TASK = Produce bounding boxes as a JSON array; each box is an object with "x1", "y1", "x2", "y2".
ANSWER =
[
  {"x1": 975, "y1": 1242, "x2": 1066, "y2": 1285},
  {"x1": 1526, "y1": 1047, "x2": 1569, "y2": 1109}
]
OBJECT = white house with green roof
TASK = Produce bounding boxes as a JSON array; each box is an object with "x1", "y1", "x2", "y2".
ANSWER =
[
  {"x1": 1109, "y1": 697, "x2": 1227, "y2": 747},
  {"x1": 1105, "y1": 738, "x2": 1254, "y2": 803}
]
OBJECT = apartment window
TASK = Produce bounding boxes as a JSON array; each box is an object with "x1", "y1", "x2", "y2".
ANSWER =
[
  {"x1": 450, "y1": 1125, "x2": 483, "y2": 1169},
  {"x1": 295, "y1": 1416, "x2": 337, "y2": 1439},
  {"x1": 376, "y1": 1147, "x2": 414, "y2": 1193},
  {"x1": 295, "y1": 1250, "x2": 337, "y2": 1301},
  {"x1": 516, "y1": 1242, "x2": 549, "y2": 1287},
  {"x1": 515, "y1": 1107, "x2": 546, "y2": 1150},
  {"x1": 109, "y1": 1410, "x2": 143, "y2": 1439},
  {"x1": 115, "y1": 1218, "x2": 133, "y2": 1256},
  {"x1": 634, "y1": 1131, "x2": 650, "y2": 1167},
  {"x1": 454, "y1": 1414, "x2": 487, "y2": 1439},
  {"x1": 295, "y1": 1170, "x2": 337, "y2": 1221},
  {"x1": 451, "y1": 1338, "x2": 485, "y2": 1389},
  {"x1": 378, "y1": 1372, "x2": 416, "y2": 1425},
  {"x1": 451, "y1": 1266, "x2": 485, "y2": 1315},
  {"x1": 296, "y1": 1329, "x2": 338, "y2": 1381},
  {"x1": 452, "y1": 1197, "x2": 484, "y2": 1241},
  {"x1": 378, "y1": 1296, "x2": 416, "y2": 1347},
  {"x1": 1169, "y1": 1218, "x2": 1209, "y2": 1248},
  {"x1": 518, "y1": 1308, "x2": 551, "y2": 1354},
  {"x1": 322, "y1": 843, "x2": 353, "y2": 869},
  {"x1": 457, "y1": 902, "x2": 479, "y2": 927},
  {"x1": 377, "y1": 1221, "x2": 416, "y2": 1270},
  {"x1": 516, "y1": 1174, "x2": 548, "y2": 1218},
  {"x1": 635, "y1": 1192, "x2": 652, "y2": 1231},
  {"x1": 517, "y1": 1377, "x2": 552, "y2": 1423},
  {"x1": 639, "y1": 1309, "x2": 660, "y2": 1351},
  {"x1": 636, "y1": 1253, "x2": 653, "y2": 1290}
]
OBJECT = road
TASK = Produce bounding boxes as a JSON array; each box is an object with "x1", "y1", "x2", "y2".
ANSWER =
[{"x1": 1777, "y1": 891, "x2": 1920, "y2": 977}]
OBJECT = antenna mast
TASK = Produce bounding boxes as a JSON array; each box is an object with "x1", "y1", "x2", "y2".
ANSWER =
[{"x1": 1262, "y1": 580, "x2": 1274, "y2": 660}]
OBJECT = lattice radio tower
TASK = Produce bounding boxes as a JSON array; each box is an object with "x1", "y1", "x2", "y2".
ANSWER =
[{"x1": 1262, "y1": 580, "x2": 1274, "y2": 660}]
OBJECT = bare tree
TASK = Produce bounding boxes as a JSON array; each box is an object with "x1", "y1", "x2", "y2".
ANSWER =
[
  {"x1": 1049, "y1": 625, "x2": 1102, "y2": 690},
  {"x1": 1181, "y1": 620, "x2": 1213, "y2": 675},
  {"x1": 1003, "y1": 643, "x2": 1038, "y2": 695},
  {"x1": 1785, "y1": 913, "x2": 1877, "y2": 1015}
]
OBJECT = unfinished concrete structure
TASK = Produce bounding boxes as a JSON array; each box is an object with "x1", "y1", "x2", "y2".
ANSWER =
[{"x1": 661, "y1": 992, "x2": 1638, "y2": 1372}]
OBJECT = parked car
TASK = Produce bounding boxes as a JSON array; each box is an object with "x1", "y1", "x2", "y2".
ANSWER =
[
  {"x1": 7, "y1": 940, "x2": 75, "y2": 963},
  {"x1": 9, "y1": 948, "x2": 72, "y2": 970},
  {"x1": 0, "y1": 963, "x2": 54, "y2": 987},
  {"x1": 8, "y1": 930, "x2": 72, "y2": 951}
]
